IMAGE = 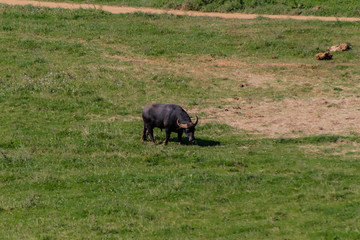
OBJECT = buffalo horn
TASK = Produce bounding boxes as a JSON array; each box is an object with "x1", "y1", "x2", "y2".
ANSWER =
[
  {"x1": 177, "y1": 119, "x2": 188, "y2": 129},
  {"x1": 192, "y1": 116, "x2": 198, "y2": 126}
]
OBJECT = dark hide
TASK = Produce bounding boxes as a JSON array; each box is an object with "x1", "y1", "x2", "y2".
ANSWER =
[{"x1": 141, "y1": 103, "x2": 198, "y2": 145}]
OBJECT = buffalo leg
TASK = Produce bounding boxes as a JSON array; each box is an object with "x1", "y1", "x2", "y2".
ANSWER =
[
  {"x1": 140, "y1": 125, "x2": 147, "y2": 141},
  {"x1": 177, "y1": 131, "x2": 183, "y2": 145},
  {"x1": 162, "y1": 130, "x2": 171, "y2": 146},
  {"x1": 148, "y1": 127, "x2": 156, "y2": 143}
]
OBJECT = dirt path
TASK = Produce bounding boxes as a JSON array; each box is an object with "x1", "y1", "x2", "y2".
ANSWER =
[{"x1": 1, "y1": 0, "x2": 360, "y2": 22}]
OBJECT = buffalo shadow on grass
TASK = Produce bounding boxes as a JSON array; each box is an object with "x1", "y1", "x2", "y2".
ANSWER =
[
  {"x1": 195, "y1": 138, "x2": 220, "y2": 147},
  {"x1": 167, "y1": 137, "x2": 220, "y2": 147}
]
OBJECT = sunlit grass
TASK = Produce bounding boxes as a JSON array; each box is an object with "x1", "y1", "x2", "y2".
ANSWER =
[
  {"x1": 36, "y1": 0, "x2": 360, "y2": 17},
  {"x1": 0, "y1": 5, "x2": 360, "y2": 239}
]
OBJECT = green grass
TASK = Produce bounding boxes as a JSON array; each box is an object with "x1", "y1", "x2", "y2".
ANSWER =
[
  {"x1": 1, "y1": 4, "x2": 360, "y2": 239},
  {"x1": 38, "y1": 0, "x2": 360, "y2": 17}
]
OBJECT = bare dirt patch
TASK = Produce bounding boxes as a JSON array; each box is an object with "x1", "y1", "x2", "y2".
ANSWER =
[
  {"x1": 190, "y1": 97, "x2": 360, "y2": 137},
  {"x1": 104, "y1": 53, "x2": 360, "y2": 137},
  {"x1": 1, "y1": 0, "x2": 360, "y2": 22},
  {"x1": 104, "y1": 53, "x2": 299, "y2": 87}
]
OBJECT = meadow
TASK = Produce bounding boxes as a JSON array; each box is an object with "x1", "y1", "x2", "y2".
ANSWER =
[
  {"x1": 1, "y1": 4, "x2": 360, "y2": 239},
  {"x1": 38, "y1": 0, "x2": 360, "y2": 17}
]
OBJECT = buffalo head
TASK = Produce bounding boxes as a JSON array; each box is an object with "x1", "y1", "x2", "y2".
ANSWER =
[{"x1": 177, "y1": 116, "x2": 198, "y2": 142}]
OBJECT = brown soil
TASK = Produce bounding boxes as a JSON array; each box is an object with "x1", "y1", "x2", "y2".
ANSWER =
[
  {"x1": 189, "y1": 97, "x2": 360, "y2": 138},
  {"x1": 1, "y1": 0, "x2": 360, "y2": 22}
]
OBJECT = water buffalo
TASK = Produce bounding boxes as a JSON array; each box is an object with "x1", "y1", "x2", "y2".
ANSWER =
[{"x1": 141, "y1": 103, "x2": 198, "y2": 145}]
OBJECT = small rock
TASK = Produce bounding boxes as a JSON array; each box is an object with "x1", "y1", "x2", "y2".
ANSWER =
[
  {"x1": 312, "y1": 6, "x2": 322, "y2": 11},
  {"x1": 272, "y1": 56, "x2": 279, "y2": 59},
  {"x1": 328, "y1": 46, "x2": 338, "y2": 52},
  {"x1": 339, "y1": 43, "x2": 350, "y2": 51},
  {"x1": 328, "y1": 43, "x2": 350, "y2": 52},
  {"x1": 316, "y1": 52, "x2": 332, "y2": 60}
]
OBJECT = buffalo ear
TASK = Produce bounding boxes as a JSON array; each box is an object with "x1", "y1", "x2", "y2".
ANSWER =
[{"x1": 177, "y1": 119, "x2": 188, "y2": 129}]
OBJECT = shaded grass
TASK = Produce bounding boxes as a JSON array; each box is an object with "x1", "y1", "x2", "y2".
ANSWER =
[{"x1": 0, "y1": 5, "x2": 360, "y2": 239}]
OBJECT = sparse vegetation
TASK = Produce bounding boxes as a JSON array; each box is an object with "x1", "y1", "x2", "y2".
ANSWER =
[
  {"x1": 38, "y1": 0, "x2": 360, "y2": 17},
  {"x1": 1, "y1": 4, "x2": 360, "y2": 239}
]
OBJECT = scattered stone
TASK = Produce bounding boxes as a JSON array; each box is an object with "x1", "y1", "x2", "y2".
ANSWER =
[
  {"x1": 328, "y1": 46, "x2": 338, "y2": 52},
  {"x1": 312, "y1": 6, "x2": 322, "y2": 11},
  {"x1": 316, "y1": 51, "x2": 333, "y2": 60},
  {"x1": 272, "y1": 56, "x2": 279, "y2": 59},
  {"x1": 224, "y1": 108, "x2": 229, "y2": 111},
  {"x1": 339, "y1": 43, "x2": 350, "y2": 51},
  {"x1": 233, "y1": 97, "x2": 239, "y2": 101},
  {"x1": 328, "y1": 43, "x2": 350, "y2": 52}
]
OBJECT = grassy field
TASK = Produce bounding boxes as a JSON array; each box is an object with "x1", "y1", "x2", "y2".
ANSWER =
[
  {"x1": 37, "y1": 0, "x2": 360, "y2": 17},
  {"x1": 1, "y1": 4, "x2": 360, "y2": 239}
]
